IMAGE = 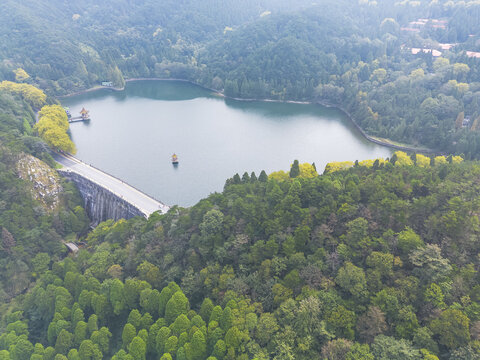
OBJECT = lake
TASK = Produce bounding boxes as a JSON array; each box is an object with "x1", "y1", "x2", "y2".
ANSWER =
[{"x1": 62, "y1": 80, "x2": 392, "y2": 207}]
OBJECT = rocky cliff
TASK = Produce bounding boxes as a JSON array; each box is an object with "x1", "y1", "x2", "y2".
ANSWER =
[{"x1": 16, "y1": 154, "x2": 63, "y2": 211}]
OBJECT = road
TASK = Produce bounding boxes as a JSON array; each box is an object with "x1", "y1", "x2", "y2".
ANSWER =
[{"x1": 53, "y1": 153, "x2": 170, "y2": 217}]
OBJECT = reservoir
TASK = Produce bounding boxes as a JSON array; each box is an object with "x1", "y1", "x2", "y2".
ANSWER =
[{"x1": 62, "y1": 80, "x2": 392, "y2": 207}]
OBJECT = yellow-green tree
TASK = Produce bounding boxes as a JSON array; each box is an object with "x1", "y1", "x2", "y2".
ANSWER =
[
  {"x1": 299, "y1": 163, "x2": 318, "y2": 178},
  {"x1": 324, "y1": 161, "x2": 354, "y2": 173},
  {"x1": 14, "y1": 68, "x2": 30, "y2": 82},
  {"x1": 415, "y1": 154, "x2": 430, "y2": 168},
  {"x1": 35, "y1": 105, "x2": 76, "y2": 154},
  {"x1": 434, "y1": 156, "x2": 447, "y2": 165},
  {"x1": 0, "y1": 81, "x2": 46, "y2": 107},
  {"x1": 393, "y1": 152, "x2": 413, "y2": 166},
  {"x1": 269, "y1": 170, "x2": 289, "y2": 182}
]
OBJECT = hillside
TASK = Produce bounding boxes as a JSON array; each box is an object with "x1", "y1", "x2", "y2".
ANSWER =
[
  {"x1": 2, "y1": 1, "x2": 480, "y2": 359},
  {"x1": 1, "y1": 0, "x2": 480, "y2": 157},
  {"x1": 0, "y1": 86, "x2": 89, "y2": 305},
  {"x1": 2, "y1": 153, "x2": 480, "y2": 359}
]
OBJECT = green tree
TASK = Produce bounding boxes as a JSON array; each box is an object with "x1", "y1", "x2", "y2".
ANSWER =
[
  {"x1": 212, "y1": 340, "x2": 226, "y2": 360},
  {"x1": 219, "y1": 307, "x2": 233, "y2": 331},
  {"x1": 123, "y1": 279, "x2": 150, "y2": 310},
  {"x1": 258, "y1": 170, "x2": 268, "y2": 182},
  {"x1": 397, "y1": 228, "x2": 424, "y2": 257},
  {"x1": 224, "y1": 327, "x2": 242, "y2": 350},
  {"x1": 122, "y1": 324, "x2": 137, "y2": 349},
  {"x1": 371, "y1": 335, "x2": 421, "y2": 360},
  {"x1": 165, "y1": 291, "x2": 189, "y2": 324},
  {"x1": 159, "y1": 287, "x2": 173, "y2": 317},
  {"x1": 256, "y1": 313, "x2": 279, "y2": 347},
  {"x1": 55, "y1": 329, "x2": 73, "y2": 355},
  {"x1": 410, "y1": 245, "x2": 452, "y2": 284},
  {"x1": 200, "y1": 298, "x2": 214, "y2": 322},
  {"x1": 430, "y1": 309, "x2": 470, "y2": 349},
  {"x1": 170, "y1": 315, "x2": 191, "y2": 336},
  {"x1": 424, "y1": 283, "x2": 446, "y2": 309},
  {"x1": 111, "y1": 349, "x2": 133, "y2": 360},
  {"x1": 90, "y1": 327, "x2": 111, "y2": 354},
  {"x1": 326, "y1": 305, "x2": 356, "y2": 340},
  {"x1": 294, "y1": 225, "x2": 310, "y2": 252},
  {"x1": 10, "y1": 339, "x2": 34, "y2": 360},
  {"x1": 78, "y1": 340, "x2": 102, "y2": 360},
  {"x1": 289, "y1": 160, "x2": 300, "y2": 178},
  {"x1": 67, "y1": 349, "x2": 80, "y2": 360},
  {"x1": 109, "y1": 279, "x2": 127, "y2": 315},
  {"x1": 336, "y1": 262, "x2": 368, "y2": 300},
  {"x1": 164, "y1": 336, "x2": 178, "y2": 354},
  {"x1": 128, "y1": 337, "x2": 146, "y2": 360},
  {"x1": 87, "y1": 315, "x2": 98, "y2": 335},
  {"x1": 32, "y1": 253, "x2": 50, "y2": 276},
  {"x1": 346, "y1": 343, "x2": 374, "y2": 360},
  {"x1": 191, "y1": 330, "x2": 207, "y2": 360},
  {"x1": 156, "y1": 327, "x2": 172, "y2": 354},
  {"x1": 128, "y1": 309, "x2": 142, "y2": 329}
]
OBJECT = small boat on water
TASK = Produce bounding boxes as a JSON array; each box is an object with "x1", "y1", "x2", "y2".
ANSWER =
[{"x1": 172, "y1": 153, "x2": 179, "y2": 165}]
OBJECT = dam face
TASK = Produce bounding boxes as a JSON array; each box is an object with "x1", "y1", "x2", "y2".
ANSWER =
[{"x1": 59, "y1": 170, "x2": 145, "y2": 225}]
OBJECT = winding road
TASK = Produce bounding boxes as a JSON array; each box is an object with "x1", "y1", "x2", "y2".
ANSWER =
[{"x1": 53, "y1": 153, "x2": 170, "y2": 217}]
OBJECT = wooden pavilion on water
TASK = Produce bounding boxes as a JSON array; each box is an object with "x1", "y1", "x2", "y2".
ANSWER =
[{"x1": 80, "y1": 107, "x2": 90, "y2": 120}]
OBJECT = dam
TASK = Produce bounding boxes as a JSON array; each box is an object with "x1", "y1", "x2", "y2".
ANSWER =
[{"x1": 54, "y1": 153, "x2": 169, "y2": 225}]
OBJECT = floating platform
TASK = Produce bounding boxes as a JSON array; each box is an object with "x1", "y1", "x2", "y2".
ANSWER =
[{"x1": 69, "y1": 116, "x2": 91, "y2": 123}]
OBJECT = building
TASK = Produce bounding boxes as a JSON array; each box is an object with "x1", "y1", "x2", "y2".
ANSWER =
[
  {"x1": 466, "y1": 51, "x2": 480, "y2": 59},
  {"x1": 102, "y1": 81, "x2": 113, "y2": 87},
  {"x1": 80, "y1": 108, "x2": 90, "y2": 119},
  {"x1": 410, "y1": 48, "x2": 442, "y2": 57}
]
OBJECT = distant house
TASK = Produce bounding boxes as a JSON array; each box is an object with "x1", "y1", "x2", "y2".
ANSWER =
[
  {"x1": 410, "y1": 21, "x2": 427, "y2": 26},
  {"x1": 466, "y1": 51, "x2": 480, "y2": 59},
  {"x1": 463, "y1": 117, "x2": 471, "y2": 128},
  {"x1": 64, "y1": 242, "x2": 79, "y2": 253},
  {"x1": 401, "y1": 27, "x2": 421, "y2": 33},
  {"x1": 102, "y1": 81, "x2": 113, "y2": 87},
  {"x1": 403, "y1": 18, "x2": 447, "y2": 32},
  {"x1": 410, "y1": 48, "x2": 442, "y2": 57},
  {"x1": 439, "y1": 43, "x2": 455, "y2": 50}
]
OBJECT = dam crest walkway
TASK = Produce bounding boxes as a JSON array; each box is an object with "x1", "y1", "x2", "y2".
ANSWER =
[{"x1": 53, "y1": 153, "x2": 170, "y2": 217}]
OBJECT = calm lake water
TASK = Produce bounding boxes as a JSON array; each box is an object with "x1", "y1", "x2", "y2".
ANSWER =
[{"x1": 62, "y1": 80, "x2": 392, "y2": 207}]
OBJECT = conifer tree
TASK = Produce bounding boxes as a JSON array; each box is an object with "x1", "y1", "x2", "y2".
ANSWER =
[
  {"x1": 289, "y1": 160, "x2": 300, "y2": 178},
  {"x1": 258, "y1": 170, "x2": 268, "y2": 182}
]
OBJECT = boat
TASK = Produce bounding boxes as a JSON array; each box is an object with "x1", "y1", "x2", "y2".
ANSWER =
[
  {"x1": 64, "y1": 107, "x2": 72, "y2": 119},
  {"x1": 171, "y1": 153, "x2": 179, "y2": 165}
]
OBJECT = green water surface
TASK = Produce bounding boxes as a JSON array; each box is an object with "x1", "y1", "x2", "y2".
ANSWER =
[{"x1": 62, "y1": 80, "x2": 392, "y2": 206}]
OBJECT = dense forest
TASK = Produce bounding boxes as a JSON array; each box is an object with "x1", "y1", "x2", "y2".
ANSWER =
[
  {"x1": 3, "y1": 148, "x2": 480, "y2": 359},
  {"x1": 1, "y1": 0, "x2": 480, "y2": 156},
  {"x1": 3, "y1": 82, "x2": 480, "y2": 360},
  {"x1": 0, "y1": 86, "x2": 89, "y2": 305},
  {"x1": 3, "y1": 1, "x2": 480, "y2": 359}
]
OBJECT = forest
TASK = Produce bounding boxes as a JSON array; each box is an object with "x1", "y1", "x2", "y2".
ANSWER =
[
  {"x1": 3, "y1": 147, "x2": 480, "y2": 359},
  {"x1": 0, "y1": 86, "x2": 89, "y2": 305},
  {"x1": 1, "y1": 0, "x2": 480, "y2": 156},
  {"x1": 2, "y1": 84, "x2": 480, "y2": 358},
  {"x1": 3, "y1": 0, "x2": 480, "y2": 359}
]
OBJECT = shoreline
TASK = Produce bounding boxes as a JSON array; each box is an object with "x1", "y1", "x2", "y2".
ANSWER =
[{"x1": 58, "y1": 78, "x2": 435, "y2": 154}]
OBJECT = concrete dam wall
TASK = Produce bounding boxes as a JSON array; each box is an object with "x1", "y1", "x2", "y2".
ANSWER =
[{"x1": 59, "y1": 170, "x2": 145, "y2": 225}]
